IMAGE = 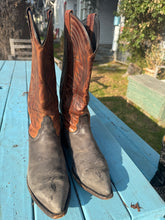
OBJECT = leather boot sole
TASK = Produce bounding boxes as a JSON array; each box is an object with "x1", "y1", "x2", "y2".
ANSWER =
[
  {"x1": 72, "y1": 168, "x2": 113, "y2": 200},
  {"x1": 27, "y1": 179, "x2": 70, "y2": 219}
]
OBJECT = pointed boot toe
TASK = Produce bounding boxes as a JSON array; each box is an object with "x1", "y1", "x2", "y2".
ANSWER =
[
  {"x1": 63, "y1": 115, "x2": 113, "y2": 199},
  {"x1": 72, "y1": 159, "x2": 113, "y2": 199},
  {"x1": 27, "y1": 116, "x2": 70, "y2": 219},
  {"x1": 79, "y1": 168, "x2": 113, "y2": 199},
  {"x1": 28, "y1": 178, "x2": 70, "y2": 217}
]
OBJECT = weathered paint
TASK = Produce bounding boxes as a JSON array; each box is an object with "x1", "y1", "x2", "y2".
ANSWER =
[
  {"x1": 0, "y1": 61, "x2": 165, "y2": 220},
  {"x1": 89, "y1": 93, "x2": 160, "y2": 180},
  {"x1": 127, "y1": 75, "x2": 165, "y2": 126},
  {"x1": 0, "y1": 61, "x2": 33, "y2": 219}
]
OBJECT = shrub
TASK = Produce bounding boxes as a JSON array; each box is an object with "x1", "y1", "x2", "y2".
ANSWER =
[{"x1": 118, "y1": 0, "x2": 165, "y2": 66}]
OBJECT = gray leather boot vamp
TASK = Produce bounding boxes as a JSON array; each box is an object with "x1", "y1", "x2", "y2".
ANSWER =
[
  {"x1": 27, "y1": 116, "x2": 70, "y2": 219},
  {"x1": 63, "y1": 114, "x2": 113, "y2": 199}
]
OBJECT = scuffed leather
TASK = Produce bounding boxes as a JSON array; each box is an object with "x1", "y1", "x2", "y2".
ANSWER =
[
  {"x1": 60, "y1": 10, "x2": 112, "y2": 198},
  {"x1": 26, "y1": 8, "x2": 70, "y2": 216},
  {"x1": 62, "y1": 114, "x2": 112, "y2": 197},
  {"x1": 60, "y1": 10, "x2": 99, "y2": 132},
  {"x1": 27, "y1": 116, "x2": 70, "y2": 214},
  {"x1": 27, "y1": 8, "x2": 60, "y2": 138}
]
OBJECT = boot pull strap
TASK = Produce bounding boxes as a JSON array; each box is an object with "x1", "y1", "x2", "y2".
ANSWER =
[
  {"x1": 86, "y1": 14, "x2": 95, "y2": 41},
  {"x1": 82, "y1": 13, "x2": 100, "y2": 53},
  {"x1": 64, "y1": 10, "x2": 73, "y2": 35},
  {"x1": 47, "y1": 9, "x2": 52, "y2": 20},
  {"x1": 26, "y1": 7, "x2": 41, "y2": 44},
  {"x1": 26, "y1": 7, "x2": 53, "y2": 47}
]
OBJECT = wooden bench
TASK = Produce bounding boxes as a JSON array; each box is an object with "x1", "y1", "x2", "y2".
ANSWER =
[
  {"x1": 127, "y1": 74, "x2": 165, "y2": 127},
  {"x1": 0, "y1": 60, "x2": 165, "y2": 220},
  {"x1": 8, "y1": 38, "x2": 32, "y2": 60}
]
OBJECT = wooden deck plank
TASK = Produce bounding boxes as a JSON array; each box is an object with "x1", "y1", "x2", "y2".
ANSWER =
[
  {"x1": 87, "y1": 107, "x2": 165, "y2": 219},
  {"x1": 55, "y1": 65, "x2": 132, "y2": 220},
  {"x1": 0, "y1": 61, "x2": 15, "y2": 130},
  {"x1": 26, "y1": 61, "x2": 85, "y2": 220},
  {"x1": 0, "y1": 61, "x2": 33, "y2": 219},
  {"x1": 89, "y1": 93, "x2": 160, "y2": 181}
]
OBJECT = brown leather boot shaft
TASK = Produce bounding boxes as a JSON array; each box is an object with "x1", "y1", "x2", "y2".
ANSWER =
[
  {"x1": 60, "y1": 10, "x2": 99, "y2": 132},
  {"x1": 27, "y1": 8, "x2": 60, "y2": 138}
]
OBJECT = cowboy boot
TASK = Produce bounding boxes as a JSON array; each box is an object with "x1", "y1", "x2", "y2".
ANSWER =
[
  {"x1": 60, "y1": 10, "x2": 113, "y2": 199},
  {"x1": 26, "y1": 8, "x2": 70, "y2": 218},
  {"x1": 150, "y1": 135, "x2": 165, "y2": 201}
]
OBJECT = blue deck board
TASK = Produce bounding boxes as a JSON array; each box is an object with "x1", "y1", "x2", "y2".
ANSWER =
[
  {"x1": 0, "y1": 61, "x2": 165, "y2": 220},
  {"x1": 72, "y1": 181, "x2": 131, "y2": 220},
  {"x1": 89, "y1": 93, "x2": 159, "y2": 180},
  {"x1": 88, "y1": 106, "x2": 165, "y2": 219},
  {"x1": 0, "y1": 61, "x2": 15, "y2": 130},
  {"x1": 0, "y1": 61, "x2": 33, "y2": 219}
]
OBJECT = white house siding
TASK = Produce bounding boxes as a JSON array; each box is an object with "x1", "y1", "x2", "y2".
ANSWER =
[
  {"x1": 99, "y1": 0, "x2": 118, "y2": 45},
  {"x1": 54, "y1": 0, "x2": 65, "y2": 36},
  {"x1": 66, "y1": 0, "x2": 77, "y2": 13},
  {"x1": 54, "y1": 0, "x2": 118, "y2": 46},
  {"x1": 54, "y1": 0, "x2": 77, "y2": 37}
]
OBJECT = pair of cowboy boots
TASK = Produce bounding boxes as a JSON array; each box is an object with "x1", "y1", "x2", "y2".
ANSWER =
[{"x1": 26, "y1": 8, "x2": 113, "y2": 219}]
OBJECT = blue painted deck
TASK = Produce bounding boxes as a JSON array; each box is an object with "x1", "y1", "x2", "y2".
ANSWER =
[{"x1": 0, "y1": 60, "x2": 165, "y2": 220}]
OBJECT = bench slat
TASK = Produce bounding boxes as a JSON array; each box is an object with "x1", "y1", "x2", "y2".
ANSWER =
[
  {"x1": 0, "y1": 61, "x2": 15, "y2": 130},
  {"x1": 10, "y1": 38, "x2": 31, "y2": 43},
  {"x1": 14, "y1": 45, "x2": 32, "y2": 49},
  {"x1": 15, "y1": 51, "x2": 32, "y2": 56},
  {"x1": 9, "y1": 38, "x2": 32, "y2": 58},
  {"x1": 16, "y1": 57, "x2": 32, "y2": 60},
  {"x1": 0, "y1": 61, "x2": 33, "y2": 219}
]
